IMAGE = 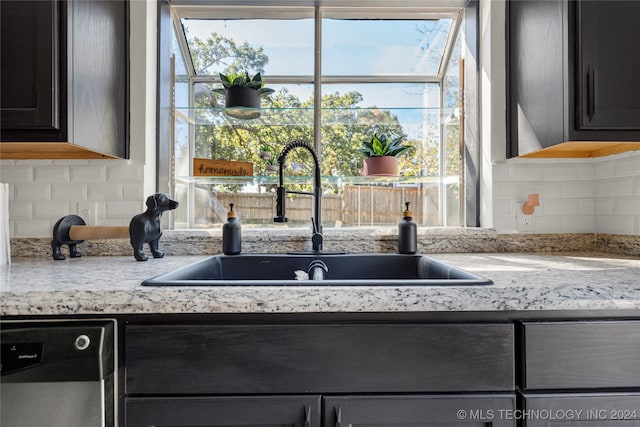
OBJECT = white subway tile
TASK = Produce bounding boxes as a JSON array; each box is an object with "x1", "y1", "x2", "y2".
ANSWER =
[
  {"x1": 13, "y1": 219, "x2": 52, "y2": 238},
  {"x1": 576, "y1": 164, "x2": 595, "y2": 181},
  {"x1": 494, "y1": 182, "x2": 527, "y2": 199},
  {"x1": 613, "y1": 154, "x2": 640, "y2": 177},
  {"x1": 105, "y1": 201, "x2": 143, "y2": 219},
  {"x1": 15, "y1": 160, "x2": 52, "y2": 166},
  {"x1": 636, "y1": 216, "x2": 640, "y2": 234},
  {"x1": 542, "y1": 164, "x2": 577, "y2": 181},
  {"x1": 70, "y1": 165, "x2": 106, "y2": 183},
  {"x1": 509, "y1": 165, "x2": 543, "y2": 181},
  {"x1": 123, "y1": 183, "x2": 144, "y2": 201},
  {"x1": 15, "y1": 184, "x2": 51, "y2": 202},
  {"x1": 634, "y1": 176, "x2": 640, "y2": 196},
  {"x1": 34, "y1": 166, "x2": 70, "y2": 183},
  {"x1": 33, "y1": 201, "x2": 70, "y2": 219},
  {"x1": 52, "y1": 183, "x2": 88, "y2": 201},
  {"x1": 492, "y1": 199, "x2": 511, "y2": 216},
  {"x1": 541, "y1": 198, "x2": 578, "y2": 216},
  {"x1": 88, "y1": 184, "x2": 124, "y2": 201},
  {"x1": 0, "y1": 165, "x2": 33, "y2": 183},
  {"x1": 527, "y1": 182, "x2": 563, "y2": 198},
  {"x1": 561, "y1": 182, "x2": 595, "y2": 198},
  {"x1": 614, "y1": 198, "x2": 640, "y2": 216},
  {"x1": 595, "y1": 160, "x2": 614, "y2": 179},
  {"x1": 596, "y1": 177, "x2": 634, "y2": 197},
  {"x1": 561, "y1": 215, "x2": 595, "y2": 233},
  {"x1": 9, "y1": 202, "x2": 32, "y2": 219},
  {"x1": 533, "y1": 216, "x2": 563, "y2": 233},
  {"x1": 52, "y1": 159, "x2": 89, "y2": 166},
  {"x1": 597, "y1": 216, "x2": 635, "y2": 235},
  {"x1": 492, "y1": 215, "x2": 517, "y2": 233},
  {"x1": 595, "y1": 198, "x2": 614, "y2": 216},
  {"x1": 577, "y1": 199, "x2": 595, "y2": 215},
  {"x1": 106, "y1": 163, "x2": 143, "y2": 183},
  {"x1": 97, "y1": 219, "x2": 130, "y2": 227}
]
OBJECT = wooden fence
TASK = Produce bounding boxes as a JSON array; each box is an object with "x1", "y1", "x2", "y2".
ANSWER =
[{"x1": 194, "y1": 184, "x2": 440, "y2": 227}]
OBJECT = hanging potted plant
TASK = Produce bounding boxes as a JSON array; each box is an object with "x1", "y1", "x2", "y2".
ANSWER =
[
  {"x1": 357, "y1": 133, "x2": 412, "y2": 176},
  {"x1": 259, "y1": 144, "x2": 273, "y2": 160},
  {"x1": 264, "y1": 157, "x2": 278, "y2": 175},
  {"x1": 212, "y1": 71, "x2": 274, "y2": 119}
]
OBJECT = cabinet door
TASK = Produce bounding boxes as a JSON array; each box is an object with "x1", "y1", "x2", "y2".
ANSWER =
[
  {"x1": 0, "y1": 0, "x2": 65, "y2": 141},
  {"x1": 125, "y1": 395, "x2": 321, "y2": 427},
  {"x1": 507, "y1": 0, "x2": 567, "y2": 156},
  {"x1": 323, "y1": 395, "x2": 515, "y2": 427},
  {"x1": 577, "y1": 1, "x2": 640, "y2": 130},
  {"x1": 523, "y1": 393, "x2": 640, "y2": 426}
]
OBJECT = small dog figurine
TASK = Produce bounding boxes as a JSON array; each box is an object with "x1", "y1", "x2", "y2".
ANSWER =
[{"x1": 129, "y1": 193, "x2": 178, "y2": 261}]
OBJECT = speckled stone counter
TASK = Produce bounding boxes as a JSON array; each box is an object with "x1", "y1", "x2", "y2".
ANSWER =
[
  {"x1": 10, "y1": 228, "x2": 640, "y2": 258},
  {"x1": 1, "y1": 252, "x2": 638, "y2": 316}
]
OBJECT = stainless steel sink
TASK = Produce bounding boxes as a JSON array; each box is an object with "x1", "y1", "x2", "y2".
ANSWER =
[{"x1": 142, "y1": 253, "x2": 492, "y2": 286}]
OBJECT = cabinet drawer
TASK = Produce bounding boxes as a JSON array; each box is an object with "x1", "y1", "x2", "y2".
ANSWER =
[
  {"x1": 126, "y1": 395, "x2": 321, "y2": 427},
  {"x1": 324, "y1": 394, "x2": 516, "y2": 427},
  {"x1": 126, "y1": 323, "x2": 514, "y2": 394},
  {"x1": 522, "y1": 393, "x2": 640, "y2": 426},
  {"x1": 522, "y1": 321, "x2": 640, "y2": 389}
]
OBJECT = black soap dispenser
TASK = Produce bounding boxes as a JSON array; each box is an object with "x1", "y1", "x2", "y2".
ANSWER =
[
  {"x1": 222, "y1": 203, "x2": 241, "y2": 255},
  {"x1": 398, "y1": 202, "x2": 417, "y2": 254}
]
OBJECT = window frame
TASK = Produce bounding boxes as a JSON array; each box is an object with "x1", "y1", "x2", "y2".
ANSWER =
[{"x1": 157, "y1": 1, "x2": 480, "y2": 228}]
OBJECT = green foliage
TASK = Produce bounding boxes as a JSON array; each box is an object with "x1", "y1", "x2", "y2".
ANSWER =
[
  {"x1": 186, "y1": 32, "x2": 268, "y2": 75},
  {"x1": 212, "y1": 71, "x2": 275, "y2": 97},
  {"x1": 357, "y1": 134, "x2": 412, "y2": 158}
]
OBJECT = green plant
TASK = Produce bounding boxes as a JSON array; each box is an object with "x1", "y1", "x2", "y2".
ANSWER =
[
  {"x1": 260, "y1": 144, "x2": 272, "y2": 152},
  {"x1": 212, "y1": 71, "x2": 275, "y2": 96},
  {"x1": 357, "y1": 134, "x2": 412, "y2": 158}
]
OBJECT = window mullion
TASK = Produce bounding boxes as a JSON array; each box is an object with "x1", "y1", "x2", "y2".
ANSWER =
[{"x1": 313, "y1": 5, "x2": 322, "y2": 155}]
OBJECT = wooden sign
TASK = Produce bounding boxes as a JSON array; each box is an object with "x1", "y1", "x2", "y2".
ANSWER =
[{"x1": 193, "y1": 158, "x2": 253, "y2": 177}]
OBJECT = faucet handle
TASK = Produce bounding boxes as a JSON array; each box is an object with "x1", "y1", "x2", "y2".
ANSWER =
[{"x1": 273, "y1": 186, "x2": 288, "y2": 222}]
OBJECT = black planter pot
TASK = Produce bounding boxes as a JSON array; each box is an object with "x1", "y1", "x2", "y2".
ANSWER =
[{"x1": 225, "y1": 86, "x2": 261, "y2": 119}]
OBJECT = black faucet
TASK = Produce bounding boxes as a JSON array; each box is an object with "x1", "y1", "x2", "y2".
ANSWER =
[{"x1": 273, "y1": 140, "x2": 323, "y2": 253}]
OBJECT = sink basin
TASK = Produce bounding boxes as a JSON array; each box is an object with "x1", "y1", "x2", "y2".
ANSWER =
[{"x1": 142, "y1": 253, "x2": 492, "y2": 286}]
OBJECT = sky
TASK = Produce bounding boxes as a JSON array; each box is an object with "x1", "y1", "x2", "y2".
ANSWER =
[{"x1": 178, "y1": 16, "x2": 459, "y2": 140}]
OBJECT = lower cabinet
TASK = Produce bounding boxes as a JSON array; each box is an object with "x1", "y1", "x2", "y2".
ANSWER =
[
  {"x1": 125, "y1": 394, "x2": 515, "y2": 427},
  {"x1": 124, "y1": 323, "x2": 515, "y2": 427},
  {"x1": 522, "y1": 393, "x2": 640, "y2": 426},
  {"x1": 125, "y1": 395, "x2": 321, "y2": 427},
  {"x1": 324, "y1": 395, "x2": 515, "y2": 427}
]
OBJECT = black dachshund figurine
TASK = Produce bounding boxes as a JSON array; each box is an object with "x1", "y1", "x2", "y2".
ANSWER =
[{"x1": 129, "y1": 193, "x2": 179, "y2": 261}]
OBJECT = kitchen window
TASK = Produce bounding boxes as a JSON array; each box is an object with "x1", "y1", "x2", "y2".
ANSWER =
[{"x1": 159, "y1": 2, "x2": 478, "y2": 230}]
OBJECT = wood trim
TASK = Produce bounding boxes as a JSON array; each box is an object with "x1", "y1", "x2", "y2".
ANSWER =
[
  {"x1": 517, "y1": 141, "x2": 640, "y2": 158},
  {"x1": 0, "y1": 142, "x2": 119, "y2": 159}
]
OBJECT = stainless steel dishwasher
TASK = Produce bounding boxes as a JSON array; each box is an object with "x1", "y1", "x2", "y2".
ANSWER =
[{"x1": 1, "y1": 320, "x2": 116, "y2": 427}]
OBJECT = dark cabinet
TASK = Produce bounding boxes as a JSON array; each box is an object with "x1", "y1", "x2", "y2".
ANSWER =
[
  {"x1": 125, "y1": 323, "x2": 515, "y2": 427},
  {"x1": 0, "y1": 0, "x2": 128, "y2": 159},
  {"x1": 323, "y1": 395, "x2": 515, "y2": 427},
  {"x1": 522, "y1": 393, "x2": 640, "y2": 426},
  {"x1": 507, "y1": 0, "x2": 640, "y2": 158},
  {"x1": 0, "y1": 1, "x2": 63, "y2": 139},
  {"x1": 576, "y1": 2, "x2": 640, "y2": 131},
  {"x1": 521, "y1": 321, "x2": 640, "y2": 389},
  {"x1": 520, "y1": 321, "x2": 640, "y2": 426},
  {"x1": 126, "y1": 323, "x2": 514, "y2": 395},
  {"x1": 125, "y1": 395, "x2": 321, "y2": 427}
]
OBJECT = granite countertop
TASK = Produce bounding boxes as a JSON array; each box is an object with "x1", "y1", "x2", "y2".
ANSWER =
[{"x1": 1, "y1": 252, "x2": 639, "y2": 315}]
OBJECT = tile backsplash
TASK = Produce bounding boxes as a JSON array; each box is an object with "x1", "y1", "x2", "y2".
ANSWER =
[
  {"x1": 1, "y1": 160, "x2": 144, "y2": 237},
  {"x1": 2, "y1": 151, "x2": 638, "y2": 238},
  {"x1": 493, "y1": 151, "x2": 640, "y2": 235}
]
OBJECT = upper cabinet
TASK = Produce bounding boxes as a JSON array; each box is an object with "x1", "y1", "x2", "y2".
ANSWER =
[
  {"x1": 0, "y1": 0, "x2": 128, "y2": 159},
  {"x1": 507, "y1": 0, "x2": 640, "y2": 158}
]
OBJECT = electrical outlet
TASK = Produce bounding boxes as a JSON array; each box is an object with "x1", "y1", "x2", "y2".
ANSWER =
[
  {"x1": 517, "y1": 211, "x2": 535, "y2": 230},
  {"x1": 76, "y1": 202, "x2": 98, "y2": 225}
]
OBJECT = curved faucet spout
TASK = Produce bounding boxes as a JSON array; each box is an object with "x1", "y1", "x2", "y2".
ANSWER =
[{"x1": 273, "y1": 140, "x2": 323, "y2": 252}]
